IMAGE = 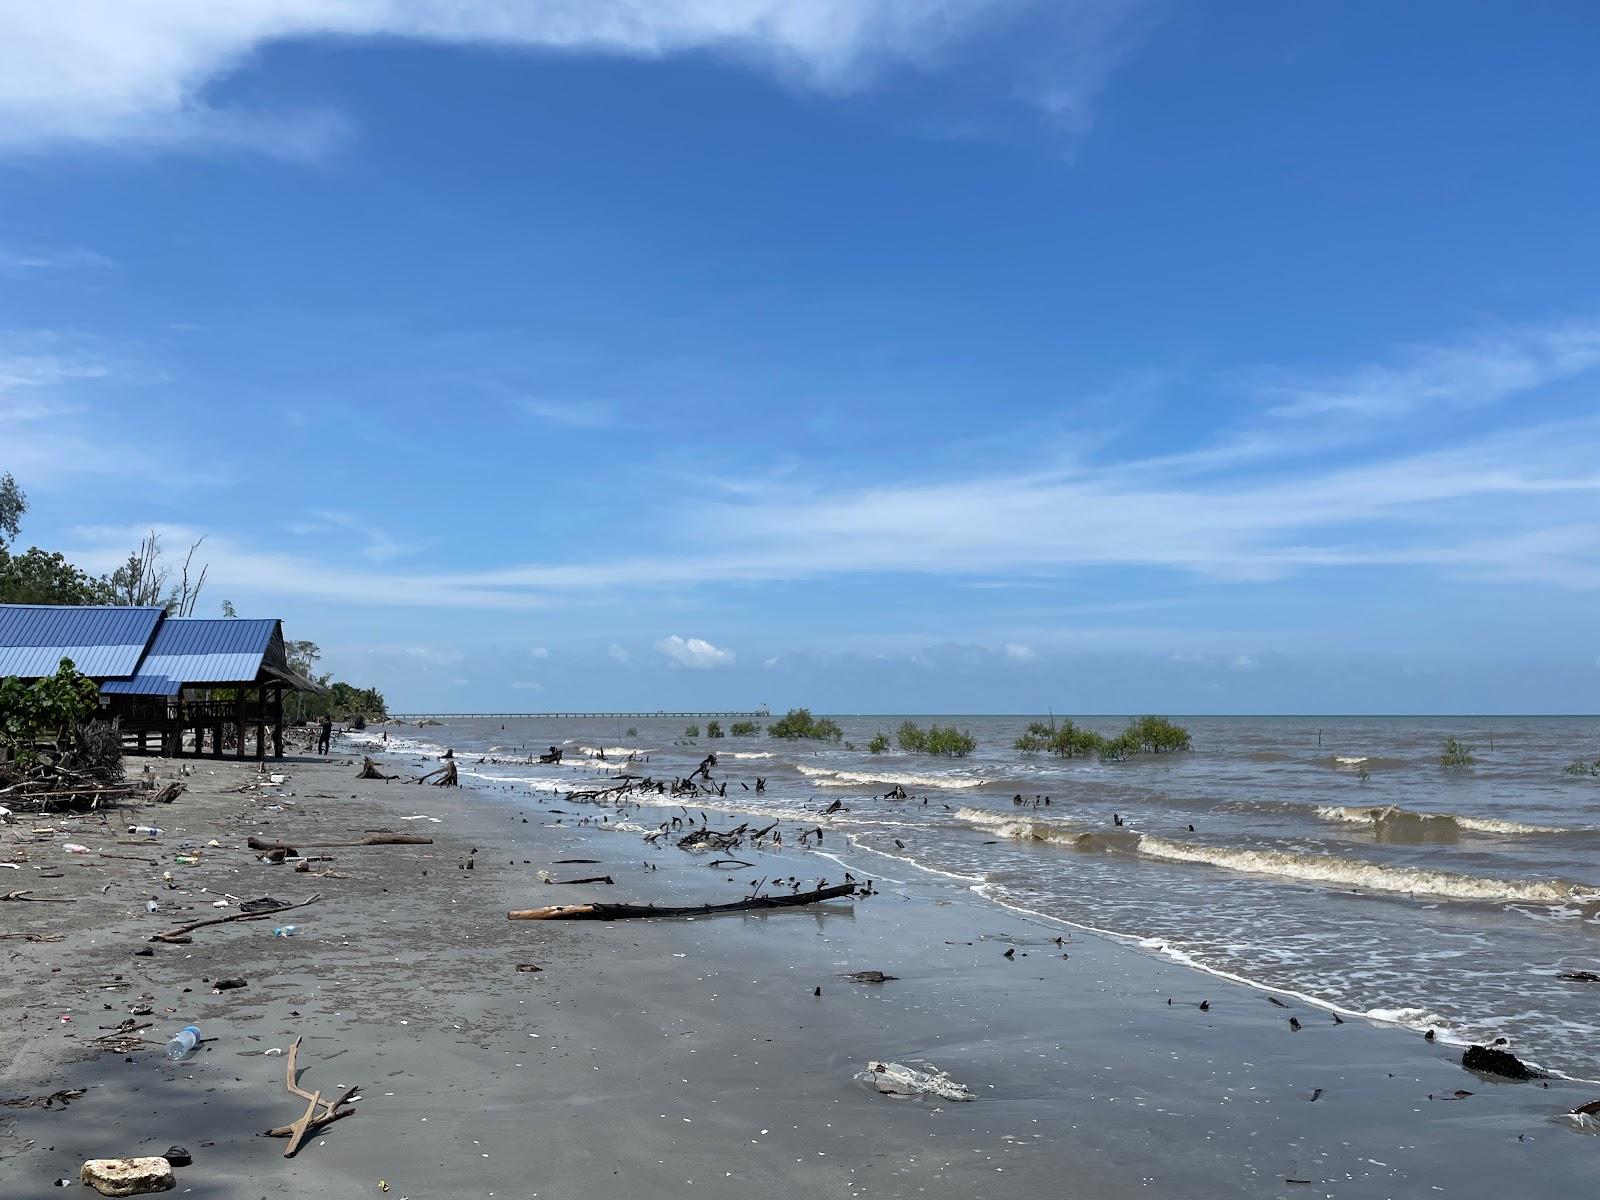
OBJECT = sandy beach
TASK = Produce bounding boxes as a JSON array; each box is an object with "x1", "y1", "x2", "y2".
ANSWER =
[{"x1": 2, "y1": 736, "x2": 1596, "y2": 1199}]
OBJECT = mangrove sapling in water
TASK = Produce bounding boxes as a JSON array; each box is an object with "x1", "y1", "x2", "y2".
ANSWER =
[
  {"x1": 729, "y1": 720, "x2": 761, "y2": 736},
  {"x1": 684, "y1": 724, "x2": 700, "y2": 739},
  {"x1": 895, "y1": 721, "x2": 976, "y2": 757},
  {"x1": 1441, "y1": 738, "x2": 1477, "y2": 768},
  {"x1": 867, "y1": 732, "x2": 890, "y2": 754},
  {"x1": 705, "y1": 721, "x2": 724, "y2": 738},
  {"x1": 767, "y1": 708, "x2": 843, "y2": 742}
]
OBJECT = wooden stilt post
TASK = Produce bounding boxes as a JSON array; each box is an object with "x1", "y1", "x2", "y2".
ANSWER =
[
  {"x1": 233, "y1": 693, "x2": 245, "y2": 759},
  {"x1": 256, "y1": 686, "x2": 266, "y2": 761},
  {"x1": 272, "y1": 684, "x2": 284, "y2": 759}
]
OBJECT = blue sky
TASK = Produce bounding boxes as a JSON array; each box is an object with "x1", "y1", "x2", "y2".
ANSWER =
[{"x1": 2, "y1": 1, "x2": 1598, "y2": 713}]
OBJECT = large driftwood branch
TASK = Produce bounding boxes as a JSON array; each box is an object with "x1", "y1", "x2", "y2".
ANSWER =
[
  {"x1": 508, "y1": 881, "x2": 857, "y2": 922},
  {"x1": 150, "y1": 893, "x2": 321, "y2": 943}
]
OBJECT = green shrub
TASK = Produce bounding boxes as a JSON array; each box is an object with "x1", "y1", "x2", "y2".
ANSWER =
[
  {"x1": 767, "y1": 708, "x2": 843, "y2": 742},
  {"x1": 867, "y1": 732, "x2": 890, "y2": 754},
  {"x1": 896, "y1": 720, "x2": 975, "y2": 757},
  {"x1": 1440, "y1": 738, "x2": 1476, "y2": 768},
  {"x1": 1562, "y1": 758, "x2": 1600, "y2": 777},
  {"x1": 626, "y1": 727, "x2": 638, "y2": 737},
  {"x1": 896, "y1": 720, "x2": 926, "y2": 752},
  {"x1": 1126, "y1": 715, "x2": 1192, "y2": 753},
  {"x1": 1, "y1": 657, "x2": 101, "y2": 768},
  {"x1": 729, "y1": 720, "x2": 760, "y2": 736},
  {"x1": 684, "y1": 724, "x2": 700, "y2": 738},
  {"x1": 1014, "y1": 721, "x2": 1054, "y2": 753},
  {"x1": 705, "y1": 721, "x2": 724, "y2": 738},
  {"x1": 1098, "y1": 731, "x2": 1142, "y2": 762}
]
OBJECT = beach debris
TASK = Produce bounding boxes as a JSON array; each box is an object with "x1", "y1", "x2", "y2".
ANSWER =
[
  {"x1": 857, "y1": 1061, "x2": 974, "y2": 1102},
  {"x1": 516, "y1": 963, "x2": 543, "y2": 973},
  {"x1": 1558, "y1": 970, "x2": 1599, "y2": 983},
  {"x1": 414, "y1": 760, "x2": 458, "y2": 787},
  {"x1": 1002, "y1": 947, "x2": 1015, "y2": 959},
  {"x1": 549, "y1": 875, "x2": 615, "y2": 886},
  {"x1": 262, "y1": 1036, "x2": 360, "y2": 1157},
  {"x1": 2, "y1": 1088, "x2": 85, "y2": 1109},
  {"x1": 845, "y1": 970, "x2": 899, "y2": 984},
  {"x1": 211, "y1": 977, "x2": 247, "y2": 993},
  {"x1": 2, "y1": 889, "x2": 75, "y2": 903},
  {"x1": 1461, "y1": 1044, "x2": 1544, "y2": 1080},
  {"x1": 162, "y1": 1147, "x2": 191, "y2": 1168},
  {"x1": 150, "y1": 893, "x2": 321, "y2": 943},
  {"x1": 1572, "y1": 1098, "x2": 1600, "y2": 1117},
  {"x1": 508, "y1": 881, "x2": 858, "y2": 922},
  {"x1": 553, "y1": 858, "x2": 601, "y2": 864},
  {"x1": 1267, "y1": 996, "x2": 1289, "y2": 1008},
  {"x1": 1289, "y1": 1017, "x2": 1302, "y2": 1031},
  {"x1": 357, "y1": 758, "x2": 395, "y2": 780},
  {"x1": 79, "y1": 1156, "x2": 175, "y2": 1196}
]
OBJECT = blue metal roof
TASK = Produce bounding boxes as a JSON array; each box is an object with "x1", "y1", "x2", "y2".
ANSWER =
[
  {"x1": 100, "y1": 618, "x2": 280, "y2": 695},
  {"x1": 0, "y1": 605, "x2": 164, "y2": 680}
]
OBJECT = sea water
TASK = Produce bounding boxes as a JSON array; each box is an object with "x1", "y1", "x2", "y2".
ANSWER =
[{"x1": 354, "y1": 714, "x2": 1600, "y2": 1079}]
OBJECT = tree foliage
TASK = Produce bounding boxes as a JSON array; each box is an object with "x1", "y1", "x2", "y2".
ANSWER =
[
  {"x1": 728, "y1": 720, "x2": 761, "y2": 736},
  {"x1": 684, "y1": 724, "x2": 700, "y2": 738},
  {"x1": 0, "y1": 472, "x2": 24, "y2": 547},
  {"x1": 867, "y1": 731, "x2": 890, "y2": 754},
  {"x1": 767, "y1": 708, "x2": 843, "y2": 742},
  {"x1": 0, "y1": 658, "x2": 103, "y2": 769},
  {"x1": 705, "y1": 720, "x2": 724, "y2": 738},
  {"x1": 895, "y1": 720, "x2": 976, "y2": 757},
  {"x1": 0, "y1": 546, "x2": 115, "y2": 605},
  {"x1": 107, "y1": 531, "x2": 209, "y2": 616},
  {"x1": 1440, "y1": 738, "x2": 1476, "y2": 768},
  {"x1": 1014, "y1": 714, "x2": 1191, "y2": 762}
]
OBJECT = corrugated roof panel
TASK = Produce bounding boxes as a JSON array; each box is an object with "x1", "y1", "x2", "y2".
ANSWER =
[
  {"x1": 0, "y1": 605, "x2": 164, "y2": 679},
  {"x1": 102, "y1": 619, "x2": 283, "y2": 690}
]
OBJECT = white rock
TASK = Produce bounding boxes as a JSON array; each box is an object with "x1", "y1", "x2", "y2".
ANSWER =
[{"x1": 79, "y1": 1156, "x2": 175, "y2": 1195}]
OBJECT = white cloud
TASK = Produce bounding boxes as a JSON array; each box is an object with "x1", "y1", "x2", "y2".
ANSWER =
[
  {"x1": 1259, "y1": 320, "x2": 1600, "y2": 420},
  {"x1": 1002, "y1": 641, "x2": 1037, "y2": 662},
  {"x1": 763, "y1": 656, "x2": 780, "y2": 668},
  {"x1": 510, "y1": 680, "x2": 544, "y2": 691},
  {"x1": 1229, "y1": 654, "x2": 1258, "y2": 672},
  {"x1": 0, "y1": 245, "x2": 114, "y2": 276},
  {"x1": 529, "y1": 647, "x2": 549, "y2": 659},
  {"x1": 657, "y1": 634, "x2": 736, "y2": 669},
  {"x1": 0, "y1": 2, "x2": 1141, "y2": 156},
  {"x1": 607, "y1": 643, "x2": 631, "y2": 664}
]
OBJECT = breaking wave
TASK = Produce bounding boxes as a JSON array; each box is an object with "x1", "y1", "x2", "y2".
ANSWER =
[
  {"x1": 798, "y1": 765, "x2": 989, "y2": 791},
  {"x1": 959, "y1": 808, "x2": 1599, "y2": 905},
  {"x1": 1315, "y1": 804, "x2": 1571, "y2": 836}
]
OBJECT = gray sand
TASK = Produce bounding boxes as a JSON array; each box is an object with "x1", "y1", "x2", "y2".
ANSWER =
[{"x1": 2, "y1": 746, "x2": 1595, "y2": 1198}]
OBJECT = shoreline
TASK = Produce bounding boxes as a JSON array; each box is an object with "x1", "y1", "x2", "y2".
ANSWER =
[{"x1": 2, "y1": 739, "x2": 1596, "y2": 1197}]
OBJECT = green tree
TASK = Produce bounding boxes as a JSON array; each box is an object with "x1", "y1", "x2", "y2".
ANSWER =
[
  {"x1": 706, "y1": 720, "x2": 724, "y2": 738},
  {"x1": 867, "y1": 731, "x2": 890, "y2": 754},
  {"x1": 1441, "y1": 738, "x2": 1476, "y2": 768},
  {"x1": 0, "y1": 658, "x2": 102, "y2": 769},
  {"x1": 0, "y1": 472, "x2": 24, "y2": 547},
  {"x1": 0, "y1": 546, "x2": 115, "y2": 605},
  {"x1": 767, "y1": 708, "x2": 843, "y2": 742},
  {"x1": 729, "y1": 720, "x2": 760, "y2": 736},
  {"x1": 684, "y1": 724, "x2": 700, "y2": 738}
]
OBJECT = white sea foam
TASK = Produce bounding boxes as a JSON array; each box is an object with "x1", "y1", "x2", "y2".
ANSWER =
[
  {"x1": 799, "y1": 765, "x2": 988, "y2": 790},
  {"x1": 1315, "y1": 804, "x2": 1570, "y2": 835},
  {"x1": 960, "y1": 807, "x2": 1597, "y2": 905},
  {"x1": 728, "y1": 751, "x2": 774, "y2": 759},
  {"x1": 1334, "y1": 756, "x2": 1369, "y2": 766},
  {"x1": 1137, "y1": 836, "x2": 1597, "y2": 904}
]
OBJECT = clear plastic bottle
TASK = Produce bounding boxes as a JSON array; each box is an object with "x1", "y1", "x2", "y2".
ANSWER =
[
  {"x1": 165, "y1": 1025, "x2": 201, "y2": 1060},
  {"x1": 146, "y1": 899, "x2": 159, "y2": 913},
  {"x1": 272, "y1": 925, "x2": 298, "y2": 937}
]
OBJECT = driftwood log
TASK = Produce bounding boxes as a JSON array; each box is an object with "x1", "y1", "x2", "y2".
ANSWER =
[
  {"x1": 151, "y1": 893, "x2": 321, "y2": 943},
  {"x1": 262, "y1": 1036, "x2": 359, "y2": 1156},
  {"x1": 247, "y1": 834, "x2": 432, "y2": 854},
  {"x1": 508, "y1": 881, "x2": 857, "y2": 922},
  {"x1": 357, "y1": 758, "x2": 394, "y2": 780}
]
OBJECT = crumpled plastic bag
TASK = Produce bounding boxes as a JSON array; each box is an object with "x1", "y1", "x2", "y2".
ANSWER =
[{"x1": 856, "y1": 1060, "x2": 974, "y2": 1102}]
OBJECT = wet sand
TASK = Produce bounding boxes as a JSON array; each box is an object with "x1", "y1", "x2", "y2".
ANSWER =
[{"x1": 2, "y1": 742, "x2": 1595, "y2": 1198}]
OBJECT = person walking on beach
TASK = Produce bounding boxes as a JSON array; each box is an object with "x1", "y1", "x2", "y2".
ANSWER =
[{"x1": 317, "y1": 714, "x2": 332, "y2": 756}]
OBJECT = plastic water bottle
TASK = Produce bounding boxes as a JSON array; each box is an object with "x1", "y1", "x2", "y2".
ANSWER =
[
  {"x1": 272, "y1": 925, "x2": 298, "y2": 938},
  {"x1": 128, "y1": 825, "x2": 162, "y2": 838},
  {"x1": 165, "y1": 1025, "x2": 201, "y2": 1060},
  {"x1": 146, "y1": 899, "x2": 158, "y2": 913}
]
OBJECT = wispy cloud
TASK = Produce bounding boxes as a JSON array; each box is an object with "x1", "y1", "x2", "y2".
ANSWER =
[
  {"x1": 657, "y1": 634, "x2": 736, "y2": 668},
  {"x1": 0, "y1": 2, "x2": 1142, "y2": 157},
  {"x1": 0, "y1": 245, "x2": 114, "y2": 277},
  {"x1": 1003, "y1": 642, "x2": 1037, "y2": 662},
  {"x1": 1256, "y1": 319, "x2": 1600, "y2": 420},
  {"x1": 288, "y1": 510, "x2": 417, "y2": 562}
]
